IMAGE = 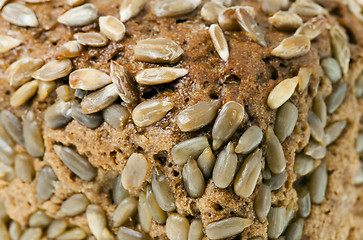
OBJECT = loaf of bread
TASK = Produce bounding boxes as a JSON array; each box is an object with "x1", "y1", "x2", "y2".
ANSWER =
[{"x1": 0, "y1": 0, "x2": 363, "y2": 239}]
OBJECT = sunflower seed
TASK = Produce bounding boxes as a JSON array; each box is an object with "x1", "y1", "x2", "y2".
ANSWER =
[
  {"x1": 267, "y1": 207, "x2": 286, "y2": 239},
  {"x1": 0, "y1": 162, "x2": 14, "y2": 181},
  {"x1": 1, "y1": 3, "x2": 38, "y2": 27},
  {"x1": 324, "y1": 120, "x2": 346, "y2": 145},
  {"x1": 74, "y1": 32, "x2": 109, "y2": 47},
  {"x1": 136, "y1": 67, "x2": 188, "y2": 85},
  {"x1": 330, "y1": 25, "x2": 350, "y2": 75},
  {"x1": 44, "y1": 101, "x2": 73, "y2": 128},
  {"x1": 32, "y1": 59, "x2": 72, "y2": 82},
  {"x1": 268, "y1": 11, "x2": 303, "y2": 31},
  {"x1": 234, "y1": 149, "x2": 262, "y2": 197},
  {"x1": 356, "y1": 134, "x2": 363, "y2": 153},
  {"x1": 172, "y1": 136, "x2": 209, "y2": 165},
  {"x1": 294, "y1": 154, "x2": 314, "y2": 176},
  {"x1": 285, "y1": 218, "x2": 304, "y2": 240},
  {"x1": 166, "y1": 213, "x2": 190, "y2": 240},
  {"x1": 122, "y1": 153, "x2": 148, "y2": 190},
  {"x1": 101, "y1": 228, "x2": 114, "y2": 240},
  {"x1": 212, "y1": 101, "x2": 244, "y2": 150},
  {"x1": 262, "y1": 166, "x2": 272, "y2": 180},
  {"x1": 304, "y1": 140, "x2": 326, "y2": 159},
  {"x1": 308, "y1": 111, "x2": 324, "y2": 143},
  {"x1": 309, "y1": 160, "x2": 327, "y2": 204},
  {"x1": 86, "y1": 205, "x2": 107, "y2": 239},
  {"x1": 102, "y1": 104, "x2": 129, "y2": 130},
  {"x1": 20, "y1": 228, "x2": 42, "y2": 240},
  {"x1": 271, "y1": 35, "x2": 310, "y2": 59},
  {"x1": 153, "y1": 0, "x2": 200, "y2": 17},
  {"x1": 71, "y1": 101, "x2": 104, "y2": 128},
  {"x1": 176, "y1": 100, "x2": 221, "y2": 132},
  {"x1": 0, "y1": 35, "x2": 21, "y2": 54},
  {"x1": 67, "y1": 0, "x2": 84, "y2": 6},
  {"x1": 354, "y1": 164, "x2": 363, "y2": 185},
  {"x1": 69, "y1": 68, "x2": 112, "y2": 91},
  {"x1": 266, "y1": 170, "x2": 287, "y2": 191},
  {"x1": 209, "y1": 24, "x2": 229, "y2": 61},
  {"x1": 58, "y1": 3, "x2": 98, "y2": 27},
  {"x1": 218, "y1": 7, "x2": 240, "y2": 30},
  {"x1": 9, "y1": 221, "x2": 21, "y2": 240},
  {"x1": 0, "y1": 136, "x2": 15, "y2": 165},
  {"x1": 0, "y1": 123, "x2": 14, "y2": 147},
  {"x1": 297, "y1": 188, "x2": 311, "y2": 218},
  {"x1": 321, "y1": 58, "x2": 342, "y2": 84},
  {"x1": 201, "y1": 2, "x2": 225, "y2": 23},
  {"x1": 138, "y1": 191, "x2": 152, "y2": 233},
  {"x1": 0, "y1": 199, "x2": 7, "y2": 221},
  {"x1": 120, "y1": 0, "x2": 145, "y2": 22},
  {"x1": 10, "y1": 80, "x2": 38, "y2": 107},
  {"x1": 326, "y1": 83, "x2": 347, "y2": 114},
  {"x1": 57, "y1": 193, "x2": 89, "y2": 217},
  {"x1": 187, "y1": 219, "x2": 203, "y2": 240},
  {"x1": 113, "y1": 197, "x2": 138, "y2": 227},
  {"x1": 23, "y1": 111, "x2": 44, "y2": 157},
  {"x1": 266, "y1": 126, "x2": 286, "y2": 174},
  {"x1": 146, "y1": 185, "x2": 167, "y2": 224},
  {"x1": 355, "y1": 75, "x2": 363, "y2": 98},
  {"x1": 80, "y1": 84, "x2": 118, "y2": 114},
  {"x1": 0, "y1": 110, "x2": 24, "y2": 145},
  {"x1": 38, "y1": 81, "x2": 56, "y2": 101},
  {"x1": 267, "y1": 77, "x2": 299, "y2": 109},
  {"x1": 112, "y1": 174, "x2": 129, "y2": 205},
  {"x1": 183, "y1": 157, "x2": 205, "y2": 198},
  {"x1": 212, "y1": 0, "x2": 232, "y2": 6},
  {"x1": 152, "y1": 167, "x2": 176, "y2": 211},
  {"x1": 197, "y1": 147, "x2": 216, "y2": 179},
  {"x1": 206, "y1": 217, "x2": 253, "y2": 239},
  {"x1": 235, "y1": 8, "x2": 266, "y2": 47},
  {"x1": 295, "y1": 16, "x2": 328, "y2": 40},
  {"x1": 0, "y1": 221, "x2": 10, "y2": 240},
  {"x1": 54, "y1": 145, "x2": 97, "y2": 180},
  {"x1": 14, "y1": 154, "x2": 34, "y2": 183},
  {"x1": 254, "y1": 184, "x2": 271, "y2": 223},
  {"x1": 275, "y1": 102, "x2": 298, "y2": 142},
  {"x1": 132, "y1": 99, "x2": 174, "y2": 127},
  {"x1": 29, "y1": 210, "x2": 52, "y2": 228},
  {"x1": 110, "y1": 61, "x2": 139, "y2": 105},
  {"x1": 117, "y1": 227, "x2": 148, "y2": 240},
  {"x1": 75, "y1": 89, "x2": 87, "y2": 99},
  {"x1": 56, "y1": 85, "x2": 75, "y2": 102},
  {"x1": 57, "y1": 41, "x2": 83, "y2": 58},
  {"x1": 289, "y1": 0, "x2": 327, "y2": 17},
  {"x1": 313, "y1": 91, "x2": 327, "y2": 127},
  {"x1": 5, "y1": 58, "x2": 43, "y2": 87},
  {"x1": 0, "y1": 0, "x2": 8, "y2": 9},
  {"x1": 99, "y1": 16, "x2": 126, "y2": 42},
  {"x1": 235, "y1": 125, "x2": 262, "y2": 154},
  {"x1": 297, "y1": 67, "x2": 312, "y2": 93},
  {"x1": 134, "y1": 38, "x2": 184, "y2": 64},
  {"x1": 37, "y1": 166, "x2": 57, "y2": 203},
  {"x1": 47, "y1": 220, "x2": 68, "y2": 239},
  {"x1": 56, "y1": 227, "x2": 86, "y2": 240},
  {"x1": 213, "y1": 142, "x2": 238, "y2": 188}
]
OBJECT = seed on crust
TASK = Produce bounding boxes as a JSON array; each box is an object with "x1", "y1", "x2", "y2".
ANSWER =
[
  {"x1": 172, "y1": 136, "x2": 210, "y2": 165},
  {"x1": 166, "y1": 213, "x2": 190, "y2": 240},
  {"x1": 309, "y1": 160, "x2": 327, "y2": 204},
  {"x1": 212, "y1": 0, "x2": 232, "y2": 6},
  {"x1": 122, "y1": 153, "x2": 148, "y2": 190},
  {"x1": 321, "y1": 58, "x2": 342, "y2": 83},
  {"x1": 254, "y1": 184, "x2": 271, "y2": 223},
  {"x1": 146, "y1": 185, "x2": 167, "y2": 225},
  {"x1": 69, "y1": 68, "x2": 112, "y2": 90},
  {"x1": 235, "y1": 125, "x2": 263, "y2": 154},
  {"x1": 99, "y1": 16, "x2": 126, "y2": 42},
  {"x1": 330, "y1": 25, "x2": 350, "y2": 75},
  {"x1": 183, "y1": 157, "x2": 205, "y2": 198},
  {"x1": 47, "y1": 219, "x2": 68, "y2": 238},
  {"x1": 57, "y1": 193, "x2": 89, "y2": 217},
  {"x1": 132, "y1": 99, "x2": 174, "y2": 127},
  {"x1": 19, "y1": 228, "x2": 42, "y2": 240},
  {"x1": 32, "y1": 59, "x2": 72, "y2": 82},
  {"x1": 197, "y1": 147, "x2": 216, "y2": 179},
  {"x1": 201, "y1": 2, "x2": 226, "y2": 23},
  {"x1": 29, "y1": 210, "x2": 52, "y2": 228},
  {"x1": 298, "y1": 188, "x2": 311, "y2": 218},
  {"x1": 267, "y1": 207, "x2": 286, "y2": 239},
  {"x1": 266, "y1": 126, "x2": 286, "y2": 174},
  {"x1": 38, "y1": 81, "x2": 56, "y2": 101},
  {"x1": 297, "y1": 66, "x2": 312, "y2": 92},
  {"x1": 304, "y1": 140, "x2": 326, "y2": 159},
  {"x1": 87, "y1": 205, "x2": 108, "y2": 240},
  {"x1": 268, "y1": 11, "x2": 303, "y2": 31},
  {"x1": 266, "y1": 170, "x2": 287, "y2": 191},
  {"x1": 152, "y1": 167, "x2": 176, "y2": 211},
  {"x1": 294, "y1": 153, "x2": 314, "y2": 176},
  {"x1": 67, "y1": 0, "x2": 84, "y2": 6},
  {"x1": 209, "y1": 24, "x2": 229, "y2": 61},
  {"x1": 0, "y1": 0, "x2": 8, "y2": 9},
  {"x1": 71, "y1": 101, "x2": 104, "y2": 129},
  {"x1": 5, "y1": 58, "x2": 43, "y2": 87},
  {"x1": 57, "y1": 41, "x2": 83, "y2": 58},
  {"x1": 119, "y1": 0, "x2": 145, "y2": 22},
  {"x1": 218, "y1": 6, "x2": 256, "y2": 30},
  {"x1": 36, "y1": 166, "x2": 57, "y2": 203},
  {"x1": 102, "y1": 103, "x2": 130, "y2": 130},
  {"x1": 0, "y1": 110, "x2": 24, "y2": 146},
  {"x1": 117, "y1": 227, "x2": 148, "y2": 240},
  {"x1": 235, "y1": 8, "x2": 266, "y2": 47},
  {"x1": 324, "y1": 120, "x2": 347, "y2": 146},
  {"x1": 138, "y1": 191, "x2": 152, "y2": 233},
  {"x1": 136, "y1": 67, "x2": 188, "y2": 85},
  {"x1": 113, "y1": 197, "x2": 138, "y2": 227},
  {"x1": 57, "y1": 3, "x2": 98, "y2": 27},
  {"x1": 212, "y1": 142, "x2": 238, "y2": 188},
  {"x1": 112, "y1": 174, "x2": 130, "y2": 205},
  {"x1": 56, "y1": 227, "x2": 86, "y2": 240},
  {"x1": 271, "y1": 35, "x2": 310, "y2": 59},
  {"x1": 308, "y1": 111, "x2": 325, "y2": 143},
  {"x1": 295, "y1": 16, "x2": 329, "y2": 40},
  {"x1": 261, "y1": 0, "x2": 289, "y2": 14},
  {"x1": 0, "y1": 134, "x2": 15, "y2": 165},
  {"x1": 0, "y1": 161, "x2": 14, "y2": 181},
  {"x1": 23, "y1": 111, "x2": 45, "y2": 157},
  {"x1": 0, "y1": 35, "x2": 22, "y2": 54},
  {"x1": 355, "y1": 134, "x2": 363, "y2": 153},
  {"x1": 206, "y1": 217, "x2": 253, "y2": 239},
  {"x1": 153, "y1": 0, "x2": 200, "y2": 17},
  {"x1": 9, "y1": 221, "x2": 21, "y2": 240},
  {"x1": 285, "y1": 218, "x2": 304, "y2": 240},
  {"x1": 275, "y1": 102, "x2": 298, "y2": 142},
  {"x1": 56, "y1": 85, "x2": 75, "y2": 102},
  {"x1": 74, "y1": 31, "x2": 109, "y2": 47},
  {"x1": 10, "y1": 80, "x2": 38, "y2": 107},
  {"x1": 188, "y1": 219, "x2": 203, "y2": 240},
  {"x1": 267, "y1": 76, "x2": 298, "y2": 109},
  {"x1": 81, "y1": 84, "x2": 119, "y2": 114},
  {"x1": 44, "y1": 100, "x2": 73, "y2": 129},
  {"x1": 289, "y1": 0, "x2": 327, "y2": 17},
  {"x1": 313, "y1": 91, "x2": 327, "y2": 127},
  {"x1": 1, "y1": 3, "x2": 38, "y2": 27},
  {"x1": 326, "y1": 83, "x2": 347, "y2": 114}
]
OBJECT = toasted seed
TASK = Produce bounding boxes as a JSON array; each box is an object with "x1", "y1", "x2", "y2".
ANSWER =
[
  {"x1": 304, "y1": 140, "x2": 326, "y2": 159},
  {"x1": 113, "y1": 197, "x2": 138, "y2": 227},
  {"x1": 166, "y1": 213, "x2": 189, "y2": 240},
  {"x1": 20, "y1": 228, "x2": 42, "y2": 240},
  {"x1": 0, "y1": 161, "x2": 14, "y2": 181},
  {"x1": 309, "y1": 160, "x2": 327, "y2": 204},
  {"x1": 209, "y1": 24, "x2": 229, "y2": 61},
  {"x1": 69, "y1": 68, "x2": 112, "y2": 91},
  {"x1": 289, "y1": 0, "x2": 327, "y2": 17},
  {"x1": 5, "y1": 58, "x2": 43, "y2": 87},
  {"x1": 32, "y1": 59, "x2": 72, "y2": 82},
  {"x1": 81, "y1": 84, "x2": 119, "y2": 114},
  {"x1": 0, "y1": 135, "x2": 15, "y2": 165},
  {"x1": 324, "y1": 120, "x2": 347, "y2": 145},
  {"x1": 183, "y1": 158, "x2": 205, "y2": 198},
  {"x1": 117, "y1": 227, "x2": 148, "y2": 240},
  {"x1": 267, "y1": 77, "x2": 299, "y2": 109},
  {"x1": 44, "y1": 101, "x2": 73, "y2": 128},
  {"x1": 254, "y1": 184, "x2": 271, "y2": 223},
  {"x1": 213, "y1": 142, "x2": 238, "y2": 188},
  {"x1": 330, "y1": 25, "x2": 350, "y2": 75},
  {"x1": 71, "y1": 101, "x2": 104, "y2": 128},
  {"x1": 29, "y1": 210, "x2": 52, "y2": 228},
  {"x1": 134, "y1": 38, "x2": 184, "y2": 64},
  {"x1": 54, "y1": 145, "x2": 97, "y2": 180},
  {"x1": 313, "y1": 91, "x2": 327, "y2": 127},
  {"x1": 218, "y1": 7, "x2": 240, "y2": 30},
  {"x1": 234, "y1": 149, "x2": 262, "y2": 198},
  {"x1": 1, "y1": 3, "x2": 38, "y2": 27},
  {"x1": 58, "y1": 3, "x2": 98, "y2": 27},
  {"x1": 0, "y1": 35, "x2": 21, "y2": 54},
  {"x1": 268, "y1": 11, "x2": 302, "y2": 31},
  {"x1": 235, "y1": 8, "x2": 266, "y2": 47},
  {"x1": 271, "y1": 35, "x2": 310, "y2": 59},
  {"x1": 74, "y1": 32, "x2": 109, "y2": 47},
  {"x1": 153, "y1": 0, "x2": 200, "y2": 17},
  {"x1": 267, "y1": 207, "x2": 286, "y2": 239},
  {"x1": 136, "y1": 67, "x2": 188, "y2": 85},
  {"x1": 102, "y1": 104, "x2": 129, "y2": 130},
  {"x1": 275, "y1": 102, "x2": 298, "y2": 142},
  {"x1": 294, "y1": 154, "x2": 314, "y2": 176},
  {"x1": 146, "y1": 185, "x2": 167, "y2": 224},
  {"x1": 261, "y1": 0, "x2": 289, "y2": 14},
  {"x1": 36, "y1": 166, "x2": 57, "y2": 203},
  {"x1": 112, "y1": 174, "x2": 129, "y2": 205},
  {"x1": 87, "y1": 205, "x2": 107, "y2": 239},
  {"x1": 10, "y1": 80, "x2": 38, "y2": 107},
  {"x1": 14, "y1": 154, "x2": 34, "y2": 183},
  {"x1": 57, "y1": 193, "x2": 89, "y2": 217},
  {"x1": 152, "y1": 167, "x2": 176, "y2": 211},
  {"x1": 356, "y1": 134, "x2": 363, "y2": 153},
  {"x1": 266, "y1": 170, "x2": 287, "y2": 191},
  {"x1": 120, "y1": 0, "x2": 145, "y2": 22},
  {"x1": 355, "y1": 75, "x2": 363, "y2": 98},
  {"x1": 172, "y1": 136, "x2": 209, "y2": 165},
  {"x1": 176, "y1": 100, "x2": 221, "y2": 132},
  {"x1": 321, "y1": 58, "x2": 342, "y2": 83},
  {"x1": 23, "y1": 111, "x2": 45, "y2": 157},
  {"x1": 266, "y1": 126, "x2": 286, "y2": 174},
  {"x1": 206, "y1": 217, "x2": 253, "y2": 239},
  {"x1": 138, "y1": 191, "x2": 152, "y2": 233},
  {"x1": 67, "y1": 0, "x2": 84, "y2": 6},
  {"x1": 197, "y1": 147, "x2": 216, "y2": 179},
  {"x1": 38, "y1": 81, "x2": 56, "y2": 101},
  {"x1": 297, "y1": 188, "x2": 311, "y2": 218},
  {"x1": 0, "y1": 110, "x2": 24, "y2": 145},
  {"x1": 235, "y1": 126, "x2": 262, "y2": 154},
  {"x1": 188, "y1": 219, "x2": 203, "y2": 240},
  {"x1": 308, "y1": 111, "x2": 324, "y2": 143},
  {"x1": 99, "y1": 16, "x2": 126, "y2": 42},
  {"x1": 132, "y1": 99, "x2": 174, "y2": 127},
  {"x1": 56, "y1": 85, "x2": 75, "y2": 102},
  {"x1": 201, "y1": 2, "x2": 225, "y2": 23},
  {"x1": 285, "y1": 218, "x2": 304, "y2": 240},
  {"x1": 57, "y1": 41, "x2": 83, "y2": 58},
  {"x1": 9, "y1": 221, "x2": 21, "y2": 240},
  {"x1": 326, "y1": 83, "x2": 347, "y2": 114},
  {"x1": 56, "y1": 227, "x2": 86, "y2": 240},
  {"x1": 122, "y1": 153, "x2": 148, "y2": 190},
  {"x1": 297, "y1": 66, "x2": 312, "y2": 93},
  {"x1": 212, "y1": 101, "x2": 244, "y2": 150},
  {"x1": 295, "y1": 16, "x2": 328, "y2": 40},
  {"x1": 47, "y1": 220, "x2": 68, "y2": 239}
]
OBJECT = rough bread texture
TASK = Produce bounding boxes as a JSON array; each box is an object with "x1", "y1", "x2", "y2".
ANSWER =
[{"x1": 0, "y1": 0, "x2": 363, "y2": 239}]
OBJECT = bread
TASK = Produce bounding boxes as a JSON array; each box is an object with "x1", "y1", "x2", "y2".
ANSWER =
[{"x1": 0, "y1": 0, "x2": 363, "y2": 239}]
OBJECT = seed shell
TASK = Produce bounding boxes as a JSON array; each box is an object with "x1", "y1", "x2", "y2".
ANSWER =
[
  {"x1": 0, "y1": 35, "x2": 21, "y2": 54},
  {"x1": 295, "y1": 16, "x2": 328, "y2": 40},
  {"x1": 99, "y1": 16, "x2": 126, "y2": 42},
  {"x1": 183, "y1": 157, "x2": 205, "y2": 198},
  {"x1": 304, "y1": 140, "x2": 326, "y2": 159},
  {"x1": 32, "y1": 59, "x2": 72, "y2": 82},
  {"x1": 206, "y1": 217, "x2": 253, "y2": 239},
  {"x1": 135, "y1": 67, "x2": 188, "y2": 85},
  {"x1": 119, "y1": 0, "x2": 145, "y2": 22},
  {"x1": 271, "y1": 35, "x2": 311, "y2": 59},
  {"x1": 5, "y1": 58, "x2": 43, "y2": 87},
  {"x1": 70, "y1": 68, "x2": 112, "y2": 91},
  {"x1": 1, "y1": 3, "x2": 38, "y2": 27},
  {"x1": 267, "y1": 77, "x2": 299, "y2": 109},
  {"x1": 0, "y1": 134, "x2": 15, "y2": 165},
  {"x1": 36, "y1": 166, "x2": 57, "y2": 203},
  {"x1": 132, "y1": 99, "x2": 174, "y2": 127},
  {"x1": 235, "y1": 8, "x2": 266, "y2": 46},
  {"x1": 309, "y1": 160, "x2": 327, "y2": 204},
  {"x1": 166, "y1": 213, "x2": 190, "y2": 240},
  {"x1": 266, "y1": 126, "x2": 286, "y2": 174},
  {"x1": 212, "y1": 142, "x2": 238, "y2": 188},
  {"x1": 254, "y1": 184, "x2": 271, "y2": 223},
  {"x1": 274, "y1": 102, "x2": 298, "y2": 142},
  {"x1": 152, "y1": 167, "x2": 176, "y2": 211},
  {"x1": 58, "y1": 3, "x2": 98, "y2": 27}
]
